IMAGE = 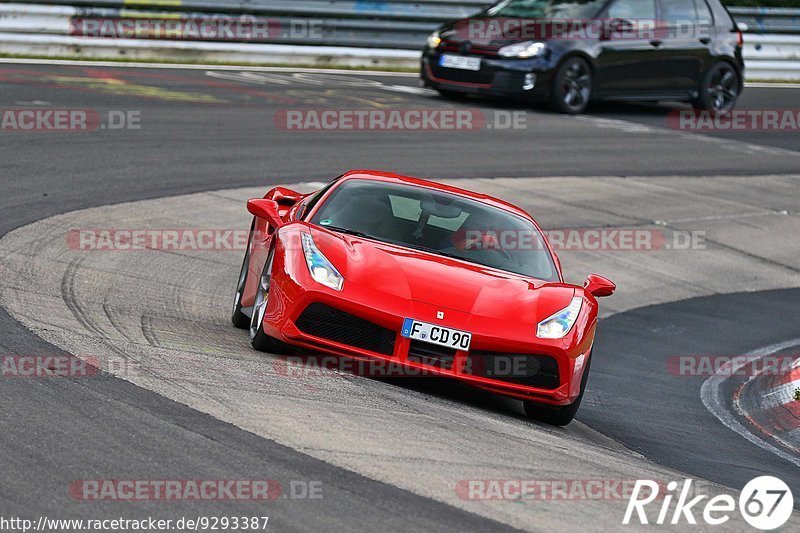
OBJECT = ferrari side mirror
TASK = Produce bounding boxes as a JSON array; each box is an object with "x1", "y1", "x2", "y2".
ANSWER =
[
  {"x1": 247, "y1": 199, "x2": 284, "y2": 229},
  {"x1": 269, "y1": 187, "x2": 303, "y2": 206},
  {"x1": 584, "y1": 274, "x2": 616, "y2": 298}
]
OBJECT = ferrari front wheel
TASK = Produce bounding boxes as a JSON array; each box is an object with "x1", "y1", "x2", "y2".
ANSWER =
[
  {"x1": 523, "y1": 354, "x2": 591, "y2": 426},
  {"x1": 249, "y1": 249, "x2": 288, "y2": 353}
]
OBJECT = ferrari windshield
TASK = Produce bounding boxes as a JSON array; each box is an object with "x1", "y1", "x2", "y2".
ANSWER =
[
  {"x1": 486, "y1": 0, "x2": 606, "y2": 19},
  {"x1": 310, "y1": 179, "x2": 559, "y2": 281}
]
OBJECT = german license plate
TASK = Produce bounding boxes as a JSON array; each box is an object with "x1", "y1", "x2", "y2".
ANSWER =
[
  {"x1": 439, "y1": 54, "x2": 481, "y2": 71},
  {"x1": 401, "y1": 318, "x2": 472, "y2": 350}
]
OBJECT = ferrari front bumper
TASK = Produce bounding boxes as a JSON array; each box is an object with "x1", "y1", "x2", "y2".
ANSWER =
[{"x1": 263, "y1": 273, "x2": 594, "y2": 406}]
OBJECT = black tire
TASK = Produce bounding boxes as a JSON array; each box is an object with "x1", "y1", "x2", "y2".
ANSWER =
[
  {"x1": 523, "y1": 353, "x2": 592, "y2": 426},
  {"x1": 549, "y1": 57, "x2": 592, "y2": 114},
  {"x1": 249, "y1": 248, "x2": 290, "y2": 353},
  {"x1": 231, "y1": 220, "x2": 254, "y2": 329},
  {"x1": 436, "y1": 88, "x2": 469, "y2": 101},
  {"x1": 693, "y1": 62, "x2": 740, "y2": 113}
]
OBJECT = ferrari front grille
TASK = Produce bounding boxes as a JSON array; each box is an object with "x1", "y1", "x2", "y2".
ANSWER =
[
  {"x1": 407, "y1": 340, "x2": 456, "y2": 370},
  {"x1": 295, "y1": 303, "x2": 396, "y2": 356},
  {"x1": 465, "y1": 351, "x2": 560, "y2": 390}
]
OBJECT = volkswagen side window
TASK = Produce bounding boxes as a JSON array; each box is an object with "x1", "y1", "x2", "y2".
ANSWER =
[
  {"x1": 694, "y1": 0, "x2": 714, "y2": 27},
  {"x1": 660, "y1": 0, "x2": 697, "y2": 27},
  {"x1": 607, "y1": 0, "x2": 656, "y2": 21}
]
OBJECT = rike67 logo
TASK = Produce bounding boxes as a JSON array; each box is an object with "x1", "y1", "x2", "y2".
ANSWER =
[{"x1": 623, "y1": 476, "x2": 793, "y2": 529}]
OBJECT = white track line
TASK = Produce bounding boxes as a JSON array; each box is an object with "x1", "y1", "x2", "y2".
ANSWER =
[
  {"x1": 0, "y1": 57, "x2": 418, "y2": 76},
  {"x1": 653, "y1": 209, "x2": 790, "y2": 225},
  {"x1": 701, "y1": 338, "x2": 800, "y2": 468},
  {"x1": 1, "y1": 58, "x2": 799, "y2": 87},
  {"x1": 746, "y1": 83, "x2": 800, "y2": 89}
]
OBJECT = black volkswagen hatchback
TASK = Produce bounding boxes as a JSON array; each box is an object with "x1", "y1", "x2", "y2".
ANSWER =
[{"x1": 421, "y1": 0, "x2": 744, "y2": 114}]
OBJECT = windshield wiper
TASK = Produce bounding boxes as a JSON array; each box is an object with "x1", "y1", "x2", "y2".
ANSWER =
[
  {"x1": 401, "y1": 242, "x2": 485, "y2": 266},
  {"x1": 322, "y1": 225, "x2": 379, "y2": 240},
  {"x1": 434, "y1": 249, "x2": 487, "y2": 266}
]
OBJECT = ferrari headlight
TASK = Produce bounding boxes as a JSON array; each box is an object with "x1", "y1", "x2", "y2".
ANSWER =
[
  {"x1": 536, "y1": 296, "x2": 582, "y2": 339},
  {"x1": 498, "y1": 41, "x2": 545, "y2": 58},
  {"x1": 301, "y1": 233, "x2": 343, "y2": 291},
  {"x1": 427, "y1": 31, "x2": 442, "y2": 48}
]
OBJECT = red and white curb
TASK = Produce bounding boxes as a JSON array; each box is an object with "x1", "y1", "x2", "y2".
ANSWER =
[
  {"x1": 736, "y1": 353, "x2": 800, "y2": 451},
  {"x1": 702, "y1": 339, "x2": 800, "y2": 467}
]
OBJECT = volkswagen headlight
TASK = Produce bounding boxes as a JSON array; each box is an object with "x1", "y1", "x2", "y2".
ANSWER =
[
  {"x1": 498, "y1": 41, "x2": 546, "y2": 58},
  {"x1": 536, "y1": 296, "x2": 582, "y2": 339},
  {"x1": 301, "y1": 233, "x2": 343, "y2": 291},
  {"x1": 427, "y1": 31, "x2": 442, "y2": 48}
]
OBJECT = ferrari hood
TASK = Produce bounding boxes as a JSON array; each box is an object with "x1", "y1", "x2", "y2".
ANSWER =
[{"x1": 308, "y1": 226, "x2": 574, "y2": 323}]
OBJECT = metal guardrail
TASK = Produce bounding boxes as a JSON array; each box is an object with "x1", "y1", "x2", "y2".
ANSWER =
[
  {"x1": 1, "y1": 0, "x2": 490, "y2": 49},
  {"x1": 63, "y1": 8, "x2": 441, "y2": 49},
  {"x1": 6, "y1": 2, "x2": 800, "y2": 34},
  {"x1": 7, "y1": 0, "x2": 490, "y2": 20},
  {"x1": 3, "y1": 2, "x2": 800, "y2": 49},
  {"x1": 728, "y1": 8, "x2": 800, "y2": 79},
  {"x1": 743, "y1": 33, "x2": 800, "y2": 80},
  {"x1": 1, "y1": 1, "x2": 800, "y2": 79},
  {"x1": 729, "y1": 7, "x2": 800, "y2": 35}
]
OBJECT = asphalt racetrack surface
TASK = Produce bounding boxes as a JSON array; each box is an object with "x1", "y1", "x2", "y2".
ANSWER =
[{"x1": 1, "y1": 61, "x2": 799, "y2": 530}]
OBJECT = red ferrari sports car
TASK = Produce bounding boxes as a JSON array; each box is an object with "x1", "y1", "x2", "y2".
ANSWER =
[{"x1": 232, "y1": 170, "x2": 615, "y2": 425}]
